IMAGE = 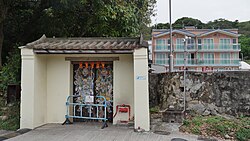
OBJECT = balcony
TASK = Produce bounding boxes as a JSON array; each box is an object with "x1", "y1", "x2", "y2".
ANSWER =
[
  {"x1": 154, "y1": 44, "x2": 196, "y2": 52},
  {"x1": 174, "y1": 58, "x2": 240, "y2": 66},
  {"x1": 198, "y1": 44, "x2": 241, "y2": 52},
  {"x1": 154, "y1": 44, "x2": 241, "y2": 52},
  {"x1": 155, "y1": 59, "x2": 169, "y2": 65}
]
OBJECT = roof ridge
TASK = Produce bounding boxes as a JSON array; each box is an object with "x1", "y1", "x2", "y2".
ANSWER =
[{"x1": 26, "y1": 34, "x2": 46, "y2": 46}]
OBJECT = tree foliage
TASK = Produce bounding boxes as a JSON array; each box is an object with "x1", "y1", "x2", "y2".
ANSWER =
[
  {"x1": 0, "y1": 47, "x2": 21, "y2": 96},
  {"x1": 173, "y1": 17, "x2": 204, "y2": 29},
  {"x1": 239, "y1": 35, "x2": 250, "y2": 60},
  {"x1": 1, "y1": 0, "x2": 156, "y2": 66}
]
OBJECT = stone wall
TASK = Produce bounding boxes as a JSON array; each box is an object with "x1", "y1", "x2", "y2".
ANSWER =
[{"x1": 149, "y1": 71, "x2": 250, "y2": 116}]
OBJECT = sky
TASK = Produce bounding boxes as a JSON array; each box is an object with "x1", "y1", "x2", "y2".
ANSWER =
[{"x1": 151, "y1": 0, "x2": 250, "y2": 25}]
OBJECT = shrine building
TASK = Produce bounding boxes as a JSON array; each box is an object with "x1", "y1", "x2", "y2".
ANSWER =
[{"x1": 20, "y1": 35, "x2": 150, "y2": 131}]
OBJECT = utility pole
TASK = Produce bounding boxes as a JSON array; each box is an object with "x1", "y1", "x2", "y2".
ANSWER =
[
  {"x1": 169, "y1": 0, "x2": 174, "y2": 72},
  {"x1": 183, "y1": 36, "x2": 187, "y2": 112}
]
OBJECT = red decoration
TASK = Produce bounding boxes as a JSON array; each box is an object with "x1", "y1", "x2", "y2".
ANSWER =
[
  {"x1": 101, "y1": 62, "x2": 105, "y2": 68},
  {"x1": 91, "y1": 62, "x2": 95, "y2": 69},
  {"x1": 85, "y1": 62, "x2": 88, "y2": 68},
  {"x1": 96, "y1": 62, "x2": 100, "y2": 68},
  {"x1": 79, "y1": 62, "x2": 83, "y2": 68}
]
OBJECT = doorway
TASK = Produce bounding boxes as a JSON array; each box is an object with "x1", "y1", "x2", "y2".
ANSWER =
[{"x1": 72, "y1": 62, "x2": 113, "y2": 122}]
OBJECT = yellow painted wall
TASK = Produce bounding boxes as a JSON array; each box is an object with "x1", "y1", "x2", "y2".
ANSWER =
[{"x1": 20, "y1": 51, "x2": 137, "y2": 128}]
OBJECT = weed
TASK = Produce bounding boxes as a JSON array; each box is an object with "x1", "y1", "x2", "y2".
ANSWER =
[
  {"x1": 150, "y1": 106, "x2": 159, "y2": 114},
  {"x1": 181, "y1": 115, "x2": 250, "y2": 140},
  {"x1": 191, "y1": 126, "x2": 201, "y2": 135},
  {"x1": 0, "y1": 102, "x2": 20, "y2": 131},
  {"x1": 236, "y1": 128, "x2": 250, "y2": 141}
]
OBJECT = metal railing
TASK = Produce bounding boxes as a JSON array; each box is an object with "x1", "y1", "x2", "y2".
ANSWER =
[
  {"x1": 154, "y1": 44, "x2": 241, "y2": 52},
  {"x1": 63, "y1": 95, "x2": 108, "y2": 128},
  {"x1": 198, "y1": 44, "x2": 241, "y2": 51},
  {"x1": 174, "y1": 59, "x2": 240, "y2": 66}
]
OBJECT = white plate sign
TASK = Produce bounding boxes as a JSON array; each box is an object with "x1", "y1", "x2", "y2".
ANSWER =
[
  {"x1": 85, "y1": 96, "x2": 94, "y2": 103},
  {"x1": 136, "y1": 75, "x2": 146, "y2": 80}
]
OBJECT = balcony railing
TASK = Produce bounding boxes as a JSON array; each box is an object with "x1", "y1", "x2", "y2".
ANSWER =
[
  {"x1": 154, "y1": 44, "x2": 241, "y2": 52},
  {"x1": 198, "y1": 44, "x2": 241, "y2": 51},
  {"x1": 174, "y1": 58, "x2": 240, "y2": 66}
]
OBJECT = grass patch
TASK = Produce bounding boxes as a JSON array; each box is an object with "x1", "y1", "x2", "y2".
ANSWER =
[
  {"x1": 150, "y1": 106, "x2": 160, "y2": 114},
  {"x1": 180, "y1": 115, "x2": 250, "y2": 141}
]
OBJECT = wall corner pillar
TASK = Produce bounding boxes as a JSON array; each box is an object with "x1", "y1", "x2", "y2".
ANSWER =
[{"x1": 133, "y1": 48, "x2": 150, "y2": 131}]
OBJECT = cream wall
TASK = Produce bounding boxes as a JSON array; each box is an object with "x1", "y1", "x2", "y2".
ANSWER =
[
  {"x1": 133, "y1": 48, "x2": 150, "y2": 131},
  {"x1": 33, "y1": 55, "x2": 47, "y2": 127},
  {"x1": 46, "y1": 56, "x2": 71, "y2": 123},
  {"x1": 113, "y1": 54, "x2": 134, "y2": 124},
  {"x1": 20, "y1": 51, "x2": 136, "y2": 129},
  {"x1": 20, "y1": 48, "x2": 35, "y2": 129}
]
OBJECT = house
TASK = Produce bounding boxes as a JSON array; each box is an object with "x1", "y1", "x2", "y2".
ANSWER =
[
  {"x1": 19, "y1": 35, "x2": 150, "y2": 131},
  {"x1": 151, "y1": 27, "x2": 241, "y2": 71}
]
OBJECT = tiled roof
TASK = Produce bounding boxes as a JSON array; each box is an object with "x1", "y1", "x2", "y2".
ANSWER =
[
  {"x1": 197, "y1": 29, "x2": 239, "y2": 37},
  {"x1": 152, "y1": 29, "x2": 239, "y2": 38},
  {"x1": 24, "y1": 35, "x2": 147, "y2": 51},
  {"x1": 153, "y1": 30, "x2": 196, "y2": 38}
]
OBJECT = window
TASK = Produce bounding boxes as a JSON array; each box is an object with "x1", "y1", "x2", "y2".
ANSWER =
[
  {"x1": 198, "y1": 39, "x2": 202, "y2": 50},
  {"x1": 232, "y1": 38, "x2": 238, "y2": 50},
  {"x1": 232, "y1": 53, "x2": 239, "y2": 64},
  {"x1": 219, "y1": 39, "x2": 231, "y2": 49},
  {"x1": 204, "y1": 53, "x2": 214, "y2": 64},
  {"x1": 187, "y1": 38, "x2": 195, "y2": 50},
  {"x1": 156, "y1": 39, "x2": 166, "y2": 51},
  {"x1": 155, "y1": 53, "x2": 167, "y2": 65},
  {"x1": 203, "y1": 39, "x2": 214, "y2": 50},
  {"x1": 176, "y1": 53, "x2": 184, "y2": 64},
  {"x1": 197, "y1": 53, "x2": 203, "y2": 64},
  {"x1": 220, "y1": 53, "x2": 230, "y2": 64},
  {"x1": 167, "y1": 39, "x2": 171, "y2": 50},
  {"x1": 155, "y1": 39, "x2": 169, "y2": 51},
  {"x1": 176, "y1": 38, "x2": 184, "y2": 50},
  {"x1": 188, "y1": 53, "x2": 195, "y2": 65}
]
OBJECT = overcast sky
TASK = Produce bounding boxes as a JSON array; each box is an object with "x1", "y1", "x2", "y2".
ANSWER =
[{"x1": 151, "y1": 0, "x2": 250, "y2": 24}]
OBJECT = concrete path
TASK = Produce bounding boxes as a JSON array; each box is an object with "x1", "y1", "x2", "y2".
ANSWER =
[{"x1": 5, "y1": 123, "x2": 206, "y2": 141}]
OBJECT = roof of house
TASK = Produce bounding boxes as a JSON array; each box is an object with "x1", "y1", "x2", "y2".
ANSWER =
[
  {"x1": 197, "y1": 29, "x2": 239, "y2": 37},
  {"x1": 21, "y1": 35, "x2": 148, "y2": 54},
  {"x1": 154, "y1": 29, "x2": 196, "y2": 38},
  {"x1": 152, "y1": 28, "x2": 239, "y2": 38}
]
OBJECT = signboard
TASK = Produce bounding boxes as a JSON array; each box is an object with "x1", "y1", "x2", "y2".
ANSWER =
[
  {"x1": 136, "y1": 75, "x2": 146, "y2": 80},
  {"x1": 85, "y1": 96, "x2": 94, "y2": 103}
]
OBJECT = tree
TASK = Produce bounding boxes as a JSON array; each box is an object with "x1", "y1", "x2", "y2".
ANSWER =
[
  {"x1": 239, "y1": 35, "x2": 250, "y2": 60},
  {"x1": 0, "y1": 0, "x2": 10, "y2": 68},
  {"x1": 204, "y1": 18, "x2": 238, "y2": 29},
  {"x1": 1, "y1": 0, "x2": 156, "y2": 66},
  {"x1": 238, "y1": 21, "x2": 250, "y2": 37},
  {"x1": 173, "y1": 17, "x2": 204, "y2": 29}
]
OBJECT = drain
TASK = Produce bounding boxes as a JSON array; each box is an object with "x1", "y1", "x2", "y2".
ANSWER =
[
  {"x1": 153, "y1": 130, "x2": 171, "y2": 135},
  {"x1": 171, "y1": 138, "x2": 188, "y2": 141}
]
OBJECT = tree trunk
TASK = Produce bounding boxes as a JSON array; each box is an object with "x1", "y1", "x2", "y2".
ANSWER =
[
  {"x1": 0, "y1": 21, "x2": 3, "y2": 68},
  {"x1": 0, "y1": 0, "x2": 7, "y2": 68}
]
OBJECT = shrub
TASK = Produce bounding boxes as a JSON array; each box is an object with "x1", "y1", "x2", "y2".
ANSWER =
[{"x1": 0, "y1": 48, "x2": 21, "y2": 97}]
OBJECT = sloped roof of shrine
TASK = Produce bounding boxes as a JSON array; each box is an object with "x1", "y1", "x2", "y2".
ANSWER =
[{"x1": 22, "y1": 35, "x2": 148, "y2": 54}]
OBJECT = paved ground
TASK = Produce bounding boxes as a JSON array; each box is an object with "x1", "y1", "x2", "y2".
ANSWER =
[{"x1": 6, "y1": 123, "x2": 205, "y2": 141}]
